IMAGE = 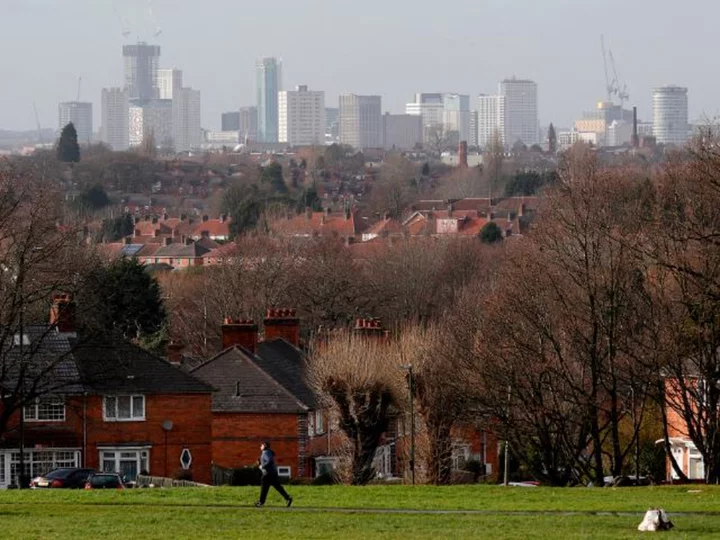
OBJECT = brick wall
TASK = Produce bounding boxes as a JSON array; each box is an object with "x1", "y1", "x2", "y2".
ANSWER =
[{"x1": 211, "y1": 412, "x2": 304, "y2": 476}]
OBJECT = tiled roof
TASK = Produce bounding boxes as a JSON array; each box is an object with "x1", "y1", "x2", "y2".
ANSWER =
[
  {"x1": 365, "y1": 218, "x2": 405, "y2": 237},
  {"x1": 270, "y1": 211, "x2": 358, "y2": 238},
  {"x1": 191, "y1": 347, "x2": 309, "y2": 413},
  {"x1": 72, "y1": 333, "x2": 213, "y2": 395},
  {"x1": 255, "y1": 339, "x2": 316, "y2": 409},
  {"x1": 191, "y1": 218, "x2": 232, "y2": 238},
  {"x1": 154, "y1": 242, "x2": 213, "y2": 258}
]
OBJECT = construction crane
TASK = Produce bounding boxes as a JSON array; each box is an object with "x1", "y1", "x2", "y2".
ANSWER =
[
  {"x1": 113, "y1": 1, "x2": 131, "y2": 39},
  {"x1": 608, "y1": 49, "x2": 629, "y2": 110},
  {"x1": 600, "y1": 35, "x2": 616, "y2": 104},
  {"x1": 148, "y1": 0, "x2": 162, "y2": 37},
  {"x1": 76, "y1": 77, "x2": 82, "y2": 101},
  {"x1": 32, "y1": 103, "x2": 43, "y2": 145}
]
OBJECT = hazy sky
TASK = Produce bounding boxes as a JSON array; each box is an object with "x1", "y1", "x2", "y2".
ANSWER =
[{"x1": 2, "y1": 0, "x2": 717, "y2": 132}]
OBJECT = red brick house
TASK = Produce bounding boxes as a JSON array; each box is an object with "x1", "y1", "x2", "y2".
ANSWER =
[
  {"x1": 0, "y1": 300, "x2": 213, "y2": 488},
  {"x1": 191, "y1": 310, "x2": 316, "y2": 479}
]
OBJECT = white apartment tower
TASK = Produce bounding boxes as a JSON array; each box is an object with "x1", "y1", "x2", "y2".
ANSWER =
[
  {"x1": 172, "y1": 88, "x2": 202, "y2": 152},
  {"x1": 652, "y1": 86, "x2": 689, "y2": 146},
  {"x1": 58, "y1": 102, "x2": 93, "y2": 145},
  {"x1": 339, "y1": 94, "x2": 382, "y2": 149},
  {"x1": 477, "y1": 94, "x2": 505, "y2": 149},
  {"x1": 100, "y1": 88, "x2": 129, "y2": 151},
  {"x1": 405, "y1": 93, "x2": 444, "y2": 143},
  {"x1": 157, "y1": 69, "x2": 183, "y2": 100},
  {"x1": 128, "y1": 100, "x2": 172, "y2": 148},
  {"x1": 278, "y1": 85, "x2": 325, "y2": 146},
  {"x1": 499, "y1": 78, "x2": 538, "y2": 147}
]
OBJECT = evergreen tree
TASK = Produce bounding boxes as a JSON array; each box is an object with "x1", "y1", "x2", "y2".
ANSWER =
[
  {"x1": 57, "y1": 122, "x2": 81, "y2": 163},
  {"x1": 260, "y1": 161, "x2": 288, "y2": 193},
  {"x1": 480, "y1": 221, "x2": 503, "y2": 244},
  {"x1": 85, "y1": 257, "x2": 166, "y2": 340},
  {"x1": 548, "y1": 123, "x2": 557, "y2": 154}
]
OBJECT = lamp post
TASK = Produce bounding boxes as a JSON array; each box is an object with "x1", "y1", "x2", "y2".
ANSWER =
[{"x1": 400, "y1": 364, "x2": 415, "y2": 486}]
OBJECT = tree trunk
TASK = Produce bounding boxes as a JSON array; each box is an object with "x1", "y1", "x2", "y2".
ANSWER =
[{"x1": 427, "y1": 423, "x2": 453, "y2": 485}]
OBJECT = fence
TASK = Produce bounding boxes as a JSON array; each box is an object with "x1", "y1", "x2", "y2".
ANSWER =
[{"x1": 135, "y1": 474, "x2": 211, "y2": 488}]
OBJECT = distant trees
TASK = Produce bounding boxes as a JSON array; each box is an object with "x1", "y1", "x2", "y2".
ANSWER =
[
  {"x1": 369, "y1": 154, "x2": 418, "y2": 218},
  {"x1": 101, "y1": 214, "x2": 134, "y2": 242},
  {"x1": 504, "y1": 171, "x2": 556, "y2": 197},
  {"x1": 57, "y1": 122, "x2": 80, "y2": 163},
  {"x1": 73, "y1": 184, "x2": 110, "y2": 213},
  {"x1": 260, "y1": 161, "x2": 288, "y2": 193}
]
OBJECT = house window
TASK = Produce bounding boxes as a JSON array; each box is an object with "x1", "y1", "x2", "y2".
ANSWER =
[
  {"x1": 100, "y1": 448, "x2": 149, "y2": 481},
  {"x1": 0, "y1": 454, "x2": 5, "y2": 485},
  {"x1": 23, "y1": 397, "x2": 65, "y2": 422},
  {"x1": 277, "y1": 466, "x2": 291, "y2": 480},
  {"x1": 452, "y1": 443, "x2": 472, "y2": 470},
  {"x1": 8, "y1": 449, "x2": 80, "y2": 485},
  {"x1": 103, "y1": 395, "x2": 146, "y2": 421},
  {"x1": 314, "y1": 410, "x2": 324, "y2": 435},
  {"x1": 307, "y1": 413, "x2": 315, "y2": 436}
]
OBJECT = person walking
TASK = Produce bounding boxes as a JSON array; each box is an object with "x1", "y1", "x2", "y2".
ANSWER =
[{"x1": 255, "y1": 441, "x2": 293, "y2": 508}]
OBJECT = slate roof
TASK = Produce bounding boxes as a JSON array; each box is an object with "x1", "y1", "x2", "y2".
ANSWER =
[
  {"x1": 71, "y1": 333, "x2": 213, "y2": 395},
  {"x1": 191, "y1": 347, "x2": 309, "y2": 414},
  {"x1": 255, "y1": 339, "x2": 316, "y2": 409}
]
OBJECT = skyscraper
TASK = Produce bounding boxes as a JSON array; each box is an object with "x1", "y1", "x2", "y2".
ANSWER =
[
  {"x1": 157, "y1": 68, "x2": 183, "y2": 100},
  {"x1": 442, "y1": 94, "x2": 471, "y2": 144},
  {"x1": 123, "y1": 43, "x2": 161, "y2": 101},
  {"x1": 173, "y1": 88, "x2": 202, "y2": 152},
  {"x1": 256, "y1": 57, "x2": 282, "y2": 143},
  {"x1": 405, "y1": 93, "x2": 444, "y2": 142},
  {"x1": 477, "y1": 94, "x2": 505, "y2": 149},
  {"x1": 653, "y1": 86, "x2": 689, "y2": 146},
  {"x1": 278, "y1": 85, "x2": 325, "y2": 146},
  {"x1": 58, "y1": 102, "x2": 93, "y2": 145},
  {"x1": 239, "y1": 106, "x2": 258, "y2": 142},
  {"x1": 339, "y1": 94, "x2": 382, "y2": 149},
  {"x1": 100, "y1": 88, "x2": 129, "y2": 151},
  {"x1": 221, "y1": 111, "x2": 240, "y2": 132},
  {"x1": 499, "y1": 78, "x2": 538, "y2": 147},
  {"x1": 128, "y1": 100, "x2": 172, "y2": 148}
]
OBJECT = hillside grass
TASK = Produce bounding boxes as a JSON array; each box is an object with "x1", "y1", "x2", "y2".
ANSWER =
[{"x1": 1, "y1": 485, "x2": 720, "y2": 539}]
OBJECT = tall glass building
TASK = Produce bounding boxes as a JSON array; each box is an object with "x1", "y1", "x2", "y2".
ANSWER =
[
  {"x1": 123, "y1": 43, "x2": 161, "y2": 101},
  {"x1": 256, "y1": 57, "x2": 282, "y2": 143}
]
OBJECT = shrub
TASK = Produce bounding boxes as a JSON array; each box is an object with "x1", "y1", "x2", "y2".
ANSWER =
[{"x1": 231, "y1": 467, "x2": 262, "y2": 486}]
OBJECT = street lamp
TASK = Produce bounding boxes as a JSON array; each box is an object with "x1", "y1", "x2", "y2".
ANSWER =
[{"x1": 399, "y1": 364, "x2": 415, "y2": 486}]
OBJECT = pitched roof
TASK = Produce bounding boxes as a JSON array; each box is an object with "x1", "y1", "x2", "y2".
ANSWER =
[
  {"x1": 191, "y1": 218, "x2": 232, "y2": 238},
  {"x1": 191, "y1": 347, "x2": 309, "y2": 413},
  {"x1": 270, "y1": 211, "x2": 359, "y2": 238},
  {"x1": 255, "y1": 339, "x2": 316, "y2": 409},
  {"x1": 153, "y1": 241, "x2": 213, "y2": 258},
  {"x1": 72, "y1": 334, "x2": 213, "y2": 395}
]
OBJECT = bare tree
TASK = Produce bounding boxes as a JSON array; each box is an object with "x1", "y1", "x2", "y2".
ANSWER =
[{"x1": 308, "y1": 330, "x2": 402, "y2": 484}]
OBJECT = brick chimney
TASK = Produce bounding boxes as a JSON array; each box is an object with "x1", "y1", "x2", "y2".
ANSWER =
[
  {"x1": 353, "y1": 318, "x2": 386, "y2": 340},
  {"x1": 49, "y1": 294, "x2": 75, "y2": 333},
  {"x1": 221, "y1": 317, "x2": 258, "y2": 353},
  {"x1": 167, "y1": 341, "x2": 184, "y2": 366},
  {"x1": 264, "y1": 308, "x2": 300, "y2": 347},
  {"x1": 458, "y1": 140, "x2": 468, "y2": 168}
]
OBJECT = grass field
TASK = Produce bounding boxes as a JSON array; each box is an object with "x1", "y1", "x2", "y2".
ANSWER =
[{"x1": 1, "y1": 485, "x2": 720, "y2": 539}]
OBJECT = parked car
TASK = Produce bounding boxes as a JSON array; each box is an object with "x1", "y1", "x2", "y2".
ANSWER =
[
  {"x1": 30, "y1": 468, "x2": 96, "y2": 489},
  {"x1": 84, "y1": 472, "x2": 125, "y2": 490}
]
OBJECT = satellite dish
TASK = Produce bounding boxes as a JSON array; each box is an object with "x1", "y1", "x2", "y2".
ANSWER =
[{"x1": 162, "y1": 420, "x2": 174, "y2": 431}]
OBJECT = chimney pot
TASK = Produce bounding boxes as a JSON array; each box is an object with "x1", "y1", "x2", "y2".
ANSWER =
[
  {"x1": 49, "y1": 294, "x2": 75, "y2": 333},
  {"x1": 221, "y1": 317, "x2": 258, "y2": 353},
  {"x1": 263, "y1": 307, "x2": 300, "y2": 346}
]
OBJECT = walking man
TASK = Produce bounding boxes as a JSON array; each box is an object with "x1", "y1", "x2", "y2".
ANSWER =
[{"x1": 255, "y1": 441, "x2": 293, "y2": 508}]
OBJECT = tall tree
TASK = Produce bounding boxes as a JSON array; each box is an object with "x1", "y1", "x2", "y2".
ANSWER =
[
  {"x1": 548, "y1": 123, "x2": 557, "y2": 154},
  {"x1": 56, "y1": 122, "x2": 80, "y2": 163},
  {"x1": 260, "y1": 161, "x2": 288, "y2": 193}
]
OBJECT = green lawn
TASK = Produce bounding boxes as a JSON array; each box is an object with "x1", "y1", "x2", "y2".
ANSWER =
[{"x1": 1, "y1": 485, "x2": 719, "y2": 539}]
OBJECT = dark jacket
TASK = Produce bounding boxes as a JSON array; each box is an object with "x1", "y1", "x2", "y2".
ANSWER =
[{"x1": 260, "y1": 448, "x2": 277, "y2": 476}]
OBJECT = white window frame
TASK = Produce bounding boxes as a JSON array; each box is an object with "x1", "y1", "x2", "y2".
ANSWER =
[
  {"x1": 23, "y1": 397, "x2": 66, "y2": 422},
  {"x1": 277, "y1": 466, "x2": 291, "y2": 479},
  {"x1": 314, "y1": 410, "x2": 325, "y2": 435},
  {"x1": 98, "y1": 447, "x2": 150, "y2": 480},
  {"x1": 103, "y1": 395, "x2": 146, "y2": 422}
]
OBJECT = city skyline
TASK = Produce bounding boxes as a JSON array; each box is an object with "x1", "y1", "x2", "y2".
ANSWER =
[{"x1": 2, "y1": 0, "x2": 717, "y2": 133}]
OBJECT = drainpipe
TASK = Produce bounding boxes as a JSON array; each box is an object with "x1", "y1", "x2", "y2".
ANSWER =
[{"x1": 82, "y1": 393, "x2": 88, "y2": 467}]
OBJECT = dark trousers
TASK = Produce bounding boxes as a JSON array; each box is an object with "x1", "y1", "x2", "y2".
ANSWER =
[{"x1": 259, "y1": 473, "x2": 290, "y2": 504}]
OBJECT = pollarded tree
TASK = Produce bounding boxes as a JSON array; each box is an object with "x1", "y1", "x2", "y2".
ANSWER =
[
  {"x1": 308, "y1": 330, "x2": 402, "y2": 485},
  {"x1": 480, "y1": 222, "x2": 503, "y2": 244},
  {"x1": 57, "y1": 122, "x2": 80, "y2": 163}
]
